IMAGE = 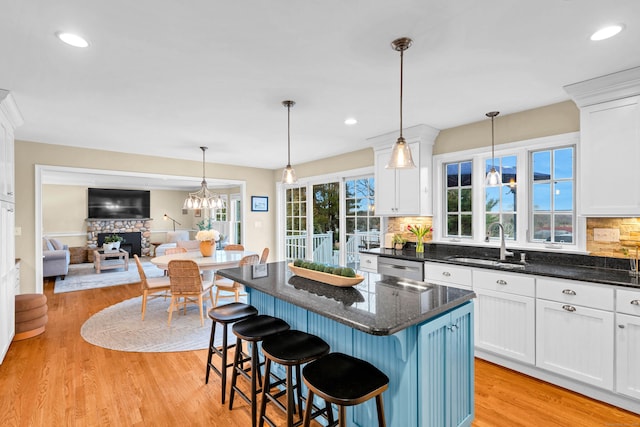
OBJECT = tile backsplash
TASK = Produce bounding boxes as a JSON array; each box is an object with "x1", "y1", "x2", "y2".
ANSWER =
[
  {"x1": 587, "y1": 217, "x2": 640, "y2": 257},
  {"x1": 387, "y1": 217, "x2": 433, "y2": 242}
]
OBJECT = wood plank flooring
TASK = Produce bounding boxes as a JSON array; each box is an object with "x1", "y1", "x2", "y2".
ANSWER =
[{"x1": 0, "y1": 279, "x2": 638, "y2": 426}]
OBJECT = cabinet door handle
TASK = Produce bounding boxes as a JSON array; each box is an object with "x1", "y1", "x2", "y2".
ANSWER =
[
  {"x1": 7, "y1": 191, "x2": 14, "y2": 196},
  {"x1": 562, "y1": 289, "x2": 576, "y2": 295},
  {"x1": 364, "y1": 259, "x2": 372, "y2": 264},
  {"x1": 496, "y1": 279, "x2": 507, "y2": 285},
  {"x1": 631, "y1": 300, "x2": 640, "y2": 306},
  {"x1": 8, "y1": 208, "x2": 14, "y2": 213},
  {"x1": 619, "y1": 324, "x2": 626, "y2": 329},
  {"x1": 442, "y1": 271, "x2": 451, "y2": 277},
  {"x1": 562, "y1": 304, "x2": 576, "y2": 312}
]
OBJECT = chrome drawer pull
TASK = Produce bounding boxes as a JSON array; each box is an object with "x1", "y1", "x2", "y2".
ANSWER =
[
  {"x1": 365, "y1": 259, "x2": 372, "y2": 264},
  {"x1": 631, "y1": 300, "x2": 640, "y2": 306},
  {"x1": 562, "y1": 289, "x2": 576, "y2": 295},
  {"x1": 496, "y1": 279, "x2": 507, "y2": 285},
  {"x1": 442, "y1": 272, "x2": 451, "y2": 277},
  {"x1": 562, "y1": 304, "x2": 576, "y2": 312}
]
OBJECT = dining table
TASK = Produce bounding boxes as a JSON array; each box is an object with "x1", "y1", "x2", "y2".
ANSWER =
[{"x1": 150, "y1": 250, "x2": 256, "y2": 281}]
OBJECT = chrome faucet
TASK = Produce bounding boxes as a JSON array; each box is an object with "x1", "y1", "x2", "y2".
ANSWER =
[{"x1": 487, "y1": 222, "x2": 514, "y2": 261}]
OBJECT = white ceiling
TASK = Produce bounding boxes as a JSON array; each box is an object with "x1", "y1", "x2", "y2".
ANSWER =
[{"x1": 2, "y1": 0, "x2": 640, "y2": 173}]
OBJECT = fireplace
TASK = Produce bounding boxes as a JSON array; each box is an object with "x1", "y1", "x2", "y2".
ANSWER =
[{"x1": 97, "y1": 232, "x2": 142, "y2": 256}]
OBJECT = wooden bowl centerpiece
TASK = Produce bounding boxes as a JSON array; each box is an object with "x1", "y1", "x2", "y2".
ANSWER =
[{"x1": 288, "y1": 259, "x2": 364, "y2": 287}]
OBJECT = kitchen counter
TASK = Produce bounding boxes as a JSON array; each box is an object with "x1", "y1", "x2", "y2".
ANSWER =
[
  {"x1": 217, "y1": 261, "x2": 476, "y2": 426},
  {"x1": 217, "y1": 261, "x2": 475, "y2": 335},
  {"x1": 364, "y1": 244, "x2": 640, "y2": 288}
]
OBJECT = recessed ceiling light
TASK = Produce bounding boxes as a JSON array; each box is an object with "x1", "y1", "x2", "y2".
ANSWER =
[
  {"x1": 590, "y1": 24, "x2": 624, "y2": 41},
  {"x1": 344, "y1": 118, "x2": 358, "y2": 125},
  {"x1": 56, "y1": 32, "x2": 89, "y2": 48}
]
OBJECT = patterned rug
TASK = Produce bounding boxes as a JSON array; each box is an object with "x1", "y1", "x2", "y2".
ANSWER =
[
  {"x1": 80, "y1": 296, "x2": 235, "y2": 352},
  {"x1": 54, "y1": 260, "x2": 165, "y2": 293}
]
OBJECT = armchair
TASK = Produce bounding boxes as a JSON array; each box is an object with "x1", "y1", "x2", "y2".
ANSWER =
[{"x1": 42, "y1": 237, "x2": 70, "y2": 280}]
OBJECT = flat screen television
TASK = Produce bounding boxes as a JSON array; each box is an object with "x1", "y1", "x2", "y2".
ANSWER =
[{"x1": 88, "y1": 188, "x2": 151, "y2": 219}]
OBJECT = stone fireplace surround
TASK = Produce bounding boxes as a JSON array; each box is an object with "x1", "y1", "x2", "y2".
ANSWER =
[{"x1": 86, "y1": 219, "x2": 153, "y2": 256}]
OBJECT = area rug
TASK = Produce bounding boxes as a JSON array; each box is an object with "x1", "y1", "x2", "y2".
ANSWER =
[
  {"x1": 80, "y1": 296, "x2": 235, "y2": 352},
  {"x1": 54, "y1": 260, "x2": 165, "y2": 293}
]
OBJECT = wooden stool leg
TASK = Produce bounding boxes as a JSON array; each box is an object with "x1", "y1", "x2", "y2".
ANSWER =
[
  {"x1": 376, "y1": 394, "x2": 386, "y2": 427},
  {"x1": 205, "y1": 322, "x2": 216, "y2": 384},
  {"x1": 338, "y1": 406, "x2": 346, "y2": 427},
  {"x1": 286, "y1": 365, "x2": 294, "y2": 427},
  {"x1": 258, "y1": 358, "x2": 272, "y2": 427},
  {"x1": 302, "y1": 389, "x2": 315, "y2": 427},
  {"x1": 228, "y1": 338, "x2": 242, "y2": 410},
  {"x1": 250, "y1": 342, "x2": 259, "y2": 427}
]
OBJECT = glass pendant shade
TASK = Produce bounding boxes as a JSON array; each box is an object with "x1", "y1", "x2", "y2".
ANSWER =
[
  {"x1": 386, "y1": 137, "x2": 415, "y2": 168},
  {"x1": 485, "y1": 167, "x2": 501, "y2": 186},
  {"x1": 282, "y1": 164, "x2": 297, "y2": 184}
]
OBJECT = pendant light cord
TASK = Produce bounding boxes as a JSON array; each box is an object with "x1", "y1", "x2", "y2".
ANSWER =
[
  {"x1": 287, "y1": 103, "x2": 291, "y2": 166},
  {"x1": 399, "y1": 48, "x2": 404, "y2": 140},
  {"x1": 491, "y1": 115, "x2": 495, "y2": 168}
]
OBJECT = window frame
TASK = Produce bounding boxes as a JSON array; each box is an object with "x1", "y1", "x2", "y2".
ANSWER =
[{"x1": 433, "y1": 132, "x2": 585, "y2": 252}]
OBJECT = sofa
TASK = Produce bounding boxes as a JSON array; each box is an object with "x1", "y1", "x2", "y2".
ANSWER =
[
  {"x1": 43, "y1": 237, "x2": 70, "y2": 280},
  {"x1": 155, "y1": 231, "x2": 199, "y2": 256}
]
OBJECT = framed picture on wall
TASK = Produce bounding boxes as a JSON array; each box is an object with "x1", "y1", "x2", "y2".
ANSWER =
[
  {"x1": 251, "y1": 196, "x2": 268, "y2": 212},
  {"x1": 194, "y1": 209, "x2": 202, "y2": 217}
]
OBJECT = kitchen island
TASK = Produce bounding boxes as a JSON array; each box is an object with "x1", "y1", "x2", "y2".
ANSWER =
[{"x1": 217, "y1": 261, "x2": 476, "y2": 427}]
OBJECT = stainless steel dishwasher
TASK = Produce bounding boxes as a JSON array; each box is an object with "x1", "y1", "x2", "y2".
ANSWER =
[{"x1": 377, "y1": 256, "x2": 424, "y2": 281}]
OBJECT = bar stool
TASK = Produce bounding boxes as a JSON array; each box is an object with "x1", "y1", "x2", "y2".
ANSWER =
[
  {"x1": 258, "y1": 330, "x2": 331, "y2": 427},
  {"x1": 205, "y1": 302, "x2": 259, "y2": 404},
  {"x1": 229, "y1": 315, "x2": 290, "y2": 427},
  {"x1": 302, "y1": 352, "x2": 389, "y2": 427}
]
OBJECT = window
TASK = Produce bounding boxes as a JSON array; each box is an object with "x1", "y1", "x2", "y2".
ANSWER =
[
  {"x1": 285, "y1": 186, "x2": 307, "y2": 260},
  {"x1": 445, "y1": 161, "x2": 473, "y2": 238},
  {"x1": 213, "y1": 195, "x2": 228, "y2": 221},
  {"x1": 531, "y1": 146, "x2": 574, "y2": 243},
  {"x1": 345, "y1": 177, "x2": 380, "y2": 268},
  {"x1": 485, "y1": 155, "x2": 517, "y2": 240}
]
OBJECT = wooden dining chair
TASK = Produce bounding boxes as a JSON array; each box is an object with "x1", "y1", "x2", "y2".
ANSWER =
[
  {"x1": 134, "y1": 254, "x2": 171, "y2": 321},
  {"x1": 214, "y1": 244, "x2": 246, "y2": 282},
  {"x1": 167, "y1": 259, "x2": 215, "y2": 326},
  {"x1": 214, "y1": 254, "x2": 259, "y2": 306},
  {"x1": 165, "y1": 247, "x2": 187, "y2": 255},
  {"x1": 259, "y1": 247, "x2": 269, "y2": 264}
]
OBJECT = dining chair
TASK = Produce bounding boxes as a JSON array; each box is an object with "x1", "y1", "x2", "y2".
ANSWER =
[
  {"x1": 214, "y1": 254, "x2": 259, "y2": 306},
  {"x1": 167, "y1": 259, "x2": 215, "y2": 326},
  {"x1": 259, "y1": 247, "x2": 269, "y2": 264},
  {"x1": 214, "y1": 244, "x2": 246, "y2": 282},
  {"x1": 165, "y1": 247, "x2": 187, "y2": 255},
  {"x1": 134, "y1": 254, "x2": 171, "y2": 321}
]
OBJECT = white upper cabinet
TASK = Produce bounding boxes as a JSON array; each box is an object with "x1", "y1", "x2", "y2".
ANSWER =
[
  {"x1": 0, "y1": 90, "x2": 22, "y2": 204},
  {"x1": 564, "y1": 67, "x2": 640, "y2": 216},
  {"x1": 370, "y1": 124, "x2": 438, "y2": 217}
]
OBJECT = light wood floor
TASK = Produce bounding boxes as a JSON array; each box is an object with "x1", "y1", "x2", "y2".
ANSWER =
[{"x1": 1, "y1": 280, "x2": 638, "y2": 426}]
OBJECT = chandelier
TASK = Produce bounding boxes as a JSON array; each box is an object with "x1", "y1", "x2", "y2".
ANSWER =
[{"x1": 183, "y1": 146, "x2": 225, "y2": 210}]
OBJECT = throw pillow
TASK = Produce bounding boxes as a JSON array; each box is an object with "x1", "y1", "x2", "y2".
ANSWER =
[
  {"x1": 43, "y1": 238, "x2": 55, "y2": 251},
  {"x1": 50, "y1": 238, "x2": 65, "y2": 250}
]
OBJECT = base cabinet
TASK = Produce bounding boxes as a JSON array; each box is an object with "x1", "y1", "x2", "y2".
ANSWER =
[
  {"x1": 419, "y1": 302, "x2": 474, "y2": 427},
  {"x1": 536, "y1": 299, "x2": 614, "y2": 390}
]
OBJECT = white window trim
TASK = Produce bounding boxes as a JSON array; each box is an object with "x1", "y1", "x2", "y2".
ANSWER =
[{"x1": 433, "y1": 131, "x2": 586, "y2": 253}]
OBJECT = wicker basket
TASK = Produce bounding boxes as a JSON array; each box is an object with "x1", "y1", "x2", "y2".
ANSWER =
[{"x1": 288, "y1": 263, "x2": 364, "y2": 287}]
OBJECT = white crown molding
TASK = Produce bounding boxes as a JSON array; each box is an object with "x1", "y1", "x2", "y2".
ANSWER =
[
  {"x1": 564, "y1": 66, "x2": 640, "y2": 107},
  {"x1": 367, "y1": 123, "x2": 440, "y2": 149},
  {"x1": 0, "y1": 89, "x2": 24, "y2": 128}
]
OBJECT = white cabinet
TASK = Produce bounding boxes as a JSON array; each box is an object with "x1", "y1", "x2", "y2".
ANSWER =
[
  {"x1": 424, "y1": 261, "x2": 472, "y2": 290},
  {"x1": 616, "y1": 288, "x2": 640, "y2": 400},
  {"x1": 374, "y1": 143, "x2": 421, "y2": 215},
  {"x1": 578, "y1": 96, "x2": 640, "y2": 215},
  {"x1": 536, "y1": 278, "x2": 614, "y2": 389},
  {"x1": 474, "y1": 270, "x2": 536, "y2": 364},
  {"x1": 0, "y1": 90, "x2": 21, "y2": 364},
  {"x1": 358, "y1": 253, "x2": 378, "y2": 274},
  {"x1": 564, "y1": 66, "x2": 640, "y2": 216},
  {"x1": 370, "y1": 124, "x2": 438, "y2": 217}
]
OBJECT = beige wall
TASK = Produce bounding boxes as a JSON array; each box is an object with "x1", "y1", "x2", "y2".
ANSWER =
[
  {"x1": 16, "y1": 140, "x2": 277, "y2": 293},
  {"x1": 433, "y1": 101, "x2": 579, "y2": 155},
  {"x1": 274, "y1": 148, "x2": 375, "y2": 181}
]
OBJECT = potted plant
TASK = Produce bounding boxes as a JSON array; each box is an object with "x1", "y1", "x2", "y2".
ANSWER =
[
  {"x1": 103, "y1": 234, "x2": 124, "y2": 252},
  {"x1": 392, "y1": 234, "x2": 407, "y2": 250}
]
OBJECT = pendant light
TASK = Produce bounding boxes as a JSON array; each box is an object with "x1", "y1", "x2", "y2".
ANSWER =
[
  {"x1": 183, "y1": 146, "x2": 226, "y2": 210},
  {"x1": 386, "y1": 37, "x2": 416, "y2": 169},
  {"x1": 485, "y1": 111, "x2": 501, "y2": 186},
  {"x1": 281, "y1": 100, "x2": 298, "y2": 184}
]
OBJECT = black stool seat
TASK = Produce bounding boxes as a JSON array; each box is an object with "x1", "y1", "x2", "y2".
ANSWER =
[
  {"x1": 229, "y1": 315, "x2": 290, "y2": 427},
  {"x1": 262, "y1": 330, "x2": 330, "y2": 365},
  {"x1": 233, "y1": 314, "x2": 290, "y2": 342},
  {"x1": 302, "y1": 352, "x2": 389, "y2": 427},
  {"x1": 205, "y1": 302, "x2": 258, "y2": 404},
  {"x1": 259, "y1": 330, "x2": 330, "y2": 427}
]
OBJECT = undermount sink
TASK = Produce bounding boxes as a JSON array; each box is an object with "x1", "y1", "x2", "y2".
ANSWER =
[{"x1": 447, "y1": 256, "x2": 526, "y2": 270}]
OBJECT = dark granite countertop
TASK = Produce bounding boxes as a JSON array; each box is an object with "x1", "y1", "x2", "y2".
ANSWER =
[
  {"x1": 216, "y1": 261, "x2": 476, "y2": 336},
  {"x1": 363, "y1": 243, "x2": 640, "y2": 289}
]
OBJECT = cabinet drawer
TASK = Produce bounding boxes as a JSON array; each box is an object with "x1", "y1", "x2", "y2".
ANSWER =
[
  {"x1": 359, "y1": 253, "x2": 378, "y2": 273},
  {"x1": 378, "y1": 257, "x2": 424, "y2": 281},
  {"x1": 424, "y1": 262, "x2": 472, "y2": 288},
  {"x1": 473, "y1": 270, "x2": 535, "y2": 297},
  {"x1": 537, "y1": 278, "x2": 613, "y2": 311},
  {"x1": 616, "y1": 288, "x2": 640, "y2": 316}
]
